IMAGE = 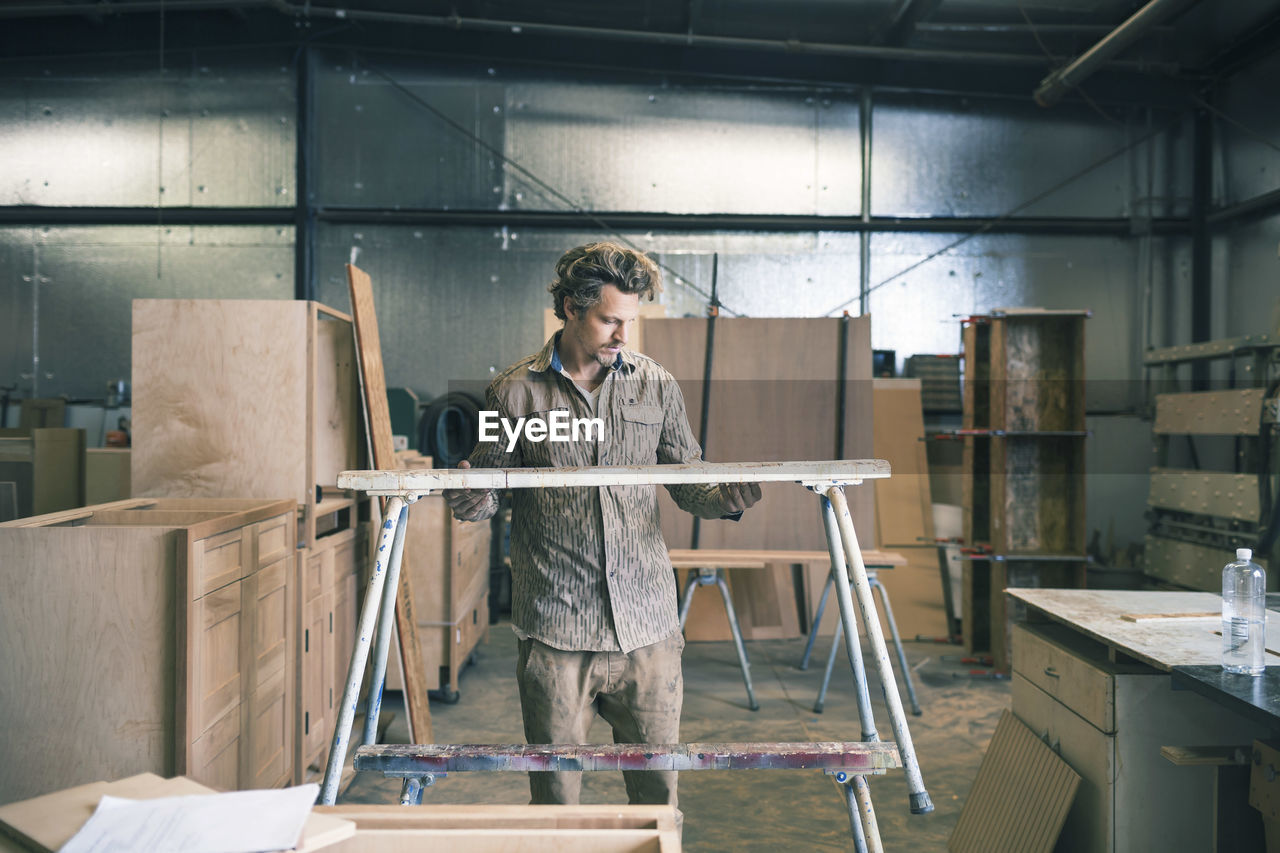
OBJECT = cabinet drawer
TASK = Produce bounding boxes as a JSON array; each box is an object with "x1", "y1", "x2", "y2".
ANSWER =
[
  {"x1": 304, "y1": 547, "x2": 333, "y2": 603},
  {"x1": 256, "y1": 513, "x2": 292, "y2": 568},
  {"x1": 328, "y1": 528, "x2": 359, "y2": 581},
  {"x1": 194, "y1": 528, "x2": 248, "y2": 598},
  {"x1": 1012, "y1": 623, "x2": 1116, "y2": 732}
]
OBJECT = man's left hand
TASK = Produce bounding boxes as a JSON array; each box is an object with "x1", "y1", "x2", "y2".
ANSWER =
[{"x1": 719, "y1": 482, "x2": 763, "y2": 513}]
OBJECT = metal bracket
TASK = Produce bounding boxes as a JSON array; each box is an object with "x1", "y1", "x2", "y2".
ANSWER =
[{"x1": 825, "y1": 767, "x2": 889, "y2": 781}]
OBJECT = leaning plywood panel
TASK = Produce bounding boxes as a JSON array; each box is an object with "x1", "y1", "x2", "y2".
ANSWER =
[
  {"x1": 0, "y1": 528, "x2": 177, "y2": 804},
  {"x1": 646, "y1": 316, "x2": 873, "y2": 553},
  {"x1": 949, "y1": 709, "x2": 1080, "y2": 853},
  {"x1": 312, "y1": 309, "x2": 362, "y2": 492},
  {"x1": 132, "y1": 299, "x2": 310, "y2": 506}
]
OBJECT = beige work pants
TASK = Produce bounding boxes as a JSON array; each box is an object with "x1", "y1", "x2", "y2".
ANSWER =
[{"x1": 516, "y1": 631, "x2": 684, "y2": 809}]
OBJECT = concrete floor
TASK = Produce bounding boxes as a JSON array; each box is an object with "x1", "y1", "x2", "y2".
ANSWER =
[{"x1": 341, "y1": 621, "x2": 1011, "y2": 852}]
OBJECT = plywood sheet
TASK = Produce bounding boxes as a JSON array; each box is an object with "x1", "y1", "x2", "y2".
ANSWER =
[
  {"x1": 948, "y1": 709, "x2": 1080, "y2": 853},
  {"x1": 346, "y1": 264, "x2": 432, "y2": 744},
  {"x1": 1007, "y1": 588, "x2": 1280, "y2": 671},
  {"x1": 131, "y1": 299, "x2": 310, "y2": 505},
  {"x1": 872, "y1": 379, "x2": 934, "y2": 548},
  {"x1": 85, "y1": 448, "x2": 131, "y2": 505},
  {"x1": 645, "y1": 316, "x2": 874, "y2": 553},
  {"x1": 312, "y1": 311, "x2": 361, "y2": 490}
]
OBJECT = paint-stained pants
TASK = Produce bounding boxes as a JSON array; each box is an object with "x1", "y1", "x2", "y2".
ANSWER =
[{"x1": 516, "y1": 631, "x2": 684, "y2": 808}]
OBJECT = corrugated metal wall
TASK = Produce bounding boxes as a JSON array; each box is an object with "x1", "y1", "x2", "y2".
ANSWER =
[
  {"x1": 1217, "y1": 50, "x2": 1280, "y2": 339},
  {"x1": 6, "y1": 43, "x2": 1266, "y2": 549}
]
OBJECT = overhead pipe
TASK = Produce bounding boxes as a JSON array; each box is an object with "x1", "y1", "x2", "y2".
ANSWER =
[
  {"x1": 1034, "y1": 0, "x2": 1199, "y2": 106},
  {"x1": 0, "y1": 0, "x2": 1180, "y2": 74},
  {"x1": 0, "y1": 0, "x2": 273, "y2": 16}
]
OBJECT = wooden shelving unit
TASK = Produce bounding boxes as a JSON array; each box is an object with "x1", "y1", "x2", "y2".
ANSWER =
[{"x1": 961, "y1": 309, "x2": 1090, "y2": 670}]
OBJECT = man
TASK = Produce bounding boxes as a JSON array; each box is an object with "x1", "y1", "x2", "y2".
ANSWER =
[{"x1": 444, "y1": 241, "x2": 761, "y2": 815}]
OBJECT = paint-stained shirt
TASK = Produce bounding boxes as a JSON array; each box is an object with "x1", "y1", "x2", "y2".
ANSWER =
[{"x1": 461, "y1": 332, "x2": 734, "y2": 653}]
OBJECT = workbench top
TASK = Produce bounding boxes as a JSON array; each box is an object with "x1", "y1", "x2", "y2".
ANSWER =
[{"x1": 1009, "y1": 589, "x2": 1280, "y2": 672}]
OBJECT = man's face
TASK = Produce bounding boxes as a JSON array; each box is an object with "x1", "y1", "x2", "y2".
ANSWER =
[{"x1": 565, "y1": 284, "x2": 641, "y2": 368}]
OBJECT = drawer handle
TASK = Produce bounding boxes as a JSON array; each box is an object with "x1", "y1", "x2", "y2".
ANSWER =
[{"x1": 1044, "y1": 666, "x2": 1060, "y2": 678}]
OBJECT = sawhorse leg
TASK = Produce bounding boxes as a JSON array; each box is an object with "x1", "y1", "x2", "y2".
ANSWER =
[
  {"x1": 678, "y1": 567, "x2": 759, "y2": 711},
  {"x1": 320, "y1": 496, "x2": 412, "y2": 805},
  {"x1": 807, "y1": 571, "x2": 923, "y2": 716},
  {"x1": 823, "y1": 487, "x2": 933, "y2": 816},
  {"x1": 814, "y1": 573, "x2": 922, "y2": 716},
  {"x1": 798, "y1": 572, "x2": 832, "y2": 670}
]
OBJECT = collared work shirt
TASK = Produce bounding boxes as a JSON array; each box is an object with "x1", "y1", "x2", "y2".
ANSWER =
[{"x1": 466, "y1": 333, "x2": 730, "y2": 653}]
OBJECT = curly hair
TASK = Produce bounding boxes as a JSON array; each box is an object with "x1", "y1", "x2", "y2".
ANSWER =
[{"x1": 549, "y1": 242, "x2": 661, "y2": 321}]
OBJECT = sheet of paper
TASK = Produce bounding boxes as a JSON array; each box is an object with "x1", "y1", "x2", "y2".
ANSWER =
[{"x1": 59, "y1": 783, "x2": 320, "y2": 853}]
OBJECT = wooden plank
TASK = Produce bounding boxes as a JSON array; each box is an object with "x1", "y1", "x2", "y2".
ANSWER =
[
  {"x1": 1144, "y1": 535, "x2": 1276, "y2": 592},
  {"x1": 948, "y1": 709, "x2": 1080, "y2": 853},
  {"x1": 872, "y1": 379, "x2": 935, "y2": 549},
  {"x1": 339, "y1": 460, "x2": 889, "y2": 493},
  {"x1": 668, "y1": 548, "x2": 904, "y2": 567},
  {"x1": 1160, "y1": 745, "x2": 1251, "y2": 766},
  {"x1": 314, "y1": 802, "x2": 677, "y2": 831},
  {"x1": 1148, "y1": 467, "x2": 1259, "y2": 522},
  {"x1": 346, "y1": 263, "x2": 432, "y2": 744},
  {"x1": 311, "y1": 827, "x2": 674, "y2": 852},
  {"x1": 1121, "y1": 611, "x2": 1219, "y2": 622},
  {"x1": 1153, "y1": 388, "x2": 1267, "y2": 435}
]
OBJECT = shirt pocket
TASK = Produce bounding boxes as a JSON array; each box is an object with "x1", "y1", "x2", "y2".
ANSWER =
[
  {"x1": 518, "y1": 406, "x2": 577, "y2": 466},
  {"x1": 619, "y1": 404, "x2": 663, "y2": 463}
]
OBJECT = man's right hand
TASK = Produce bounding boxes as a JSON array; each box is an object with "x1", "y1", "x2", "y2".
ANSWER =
[{"x1": 442, "y1": 460, "x2": 493, "y2": 520}]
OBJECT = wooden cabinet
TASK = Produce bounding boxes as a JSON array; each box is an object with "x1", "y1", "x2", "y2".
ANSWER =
[
  {"x1": 1011, "y1": 621, "x2": 1268, "y2": 851},
  {"x1": 0, "y1": 498, "x2": 295, "y2": 804},
  {"x1": 296, "y1": 524, "x2": 370, "y2": 779},
  {"x1": 130, "y1": 298, "x2": 363, "y2": 548},
  {"x1": 131, "y1": 298, "x2": 370, "y2": 782},
  {"x1": 381, "y1": 489, "x2": 491, "y2": 699}
]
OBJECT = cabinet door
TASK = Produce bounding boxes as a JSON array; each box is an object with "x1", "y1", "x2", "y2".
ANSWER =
[
  {"x1": 243, "y1": 556, "x2": 294, "y2": 789},
  {"x1": 332, "y1": 532, "x2": 360, "y2": 698},
  {"x1": 300, "y1": 582, "x2": 335, "y2": 773},
  {"x1": 189, "y1": 580, "x2": 244, "y2": 789}
]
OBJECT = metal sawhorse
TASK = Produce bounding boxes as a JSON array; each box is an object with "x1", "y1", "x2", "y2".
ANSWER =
[
  {"x1": 670, "y1": 550, "x2": 770, "y2": 712},
  {"x1": 321, "y1": 460, "x2": 933, "y2": 852},
  {"x1": 800, "y1": 551, "x2": 924, "y2": 716}
]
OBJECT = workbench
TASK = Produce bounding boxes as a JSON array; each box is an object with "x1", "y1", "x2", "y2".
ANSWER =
[{"x1": 1008, "y1": 589, "x2": 1279, "y2": 852}]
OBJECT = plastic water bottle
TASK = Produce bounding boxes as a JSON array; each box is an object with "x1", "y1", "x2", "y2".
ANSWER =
[{"x1": 1222, "y1": 547, "x2": 1266, "y2": 676}]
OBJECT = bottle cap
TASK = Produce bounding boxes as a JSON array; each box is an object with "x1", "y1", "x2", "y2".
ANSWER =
[{"x1": 1238, "y1": 548, "x2": 1252, "y2": 561}]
